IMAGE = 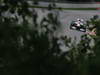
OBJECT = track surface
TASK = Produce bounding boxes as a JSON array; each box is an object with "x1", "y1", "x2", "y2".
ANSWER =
[{"x1": 56, "y1": 10, "x2": 100, "y2": 42}]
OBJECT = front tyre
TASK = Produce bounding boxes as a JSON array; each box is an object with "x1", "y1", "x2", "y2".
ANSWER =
[{"x1": 79, "y1": 28, "x2": 86, "y2": 32}]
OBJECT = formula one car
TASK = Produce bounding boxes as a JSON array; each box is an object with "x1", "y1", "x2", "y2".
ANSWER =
[{"x1": 70, "y1": 19, "x2": 86, "y2": 32}]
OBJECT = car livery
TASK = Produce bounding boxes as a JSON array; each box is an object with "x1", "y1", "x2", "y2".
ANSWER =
[{"x1": 70, "y1": 20, "x2": 86, "y2": 32}]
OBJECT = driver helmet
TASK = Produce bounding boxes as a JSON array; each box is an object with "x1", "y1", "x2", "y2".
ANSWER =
[{"x1": 77, "y1": 18, "x2": 84, "y2": 22}]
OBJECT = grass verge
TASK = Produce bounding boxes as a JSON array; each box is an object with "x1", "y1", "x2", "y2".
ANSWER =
[{"x1": 30, "y1": 6, "x2": 98, "y2": 10}]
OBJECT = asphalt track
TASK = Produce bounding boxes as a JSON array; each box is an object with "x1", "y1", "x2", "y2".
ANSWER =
[{"x1": 56, "y1": 10, "x2": 100, "y2": 43}]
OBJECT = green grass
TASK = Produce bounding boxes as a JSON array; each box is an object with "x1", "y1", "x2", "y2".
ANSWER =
[
  {"x1": 61, "y1": 8, "x2": 97, "y2": 10},
  {"x1": 30, "y1": 5, "x2": 98, "y2": 10}
]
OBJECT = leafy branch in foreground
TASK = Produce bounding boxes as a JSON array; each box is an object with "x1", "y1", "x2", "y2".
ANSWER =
[{"x1": 1, "y1": 0, "x2": 100, "y2": 75}]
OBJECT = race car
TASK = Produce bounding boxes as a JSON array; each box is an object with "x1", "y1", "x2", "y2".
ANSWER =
[{"x1": 70, "y1": 18, "x2": 86, "y2": 32}]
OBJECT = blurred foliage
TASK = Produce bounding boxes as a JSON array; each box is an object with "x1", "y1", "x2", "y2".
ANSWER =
[{"x1": 0, "y1": 0, "x2": 100, "y2": 75}]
